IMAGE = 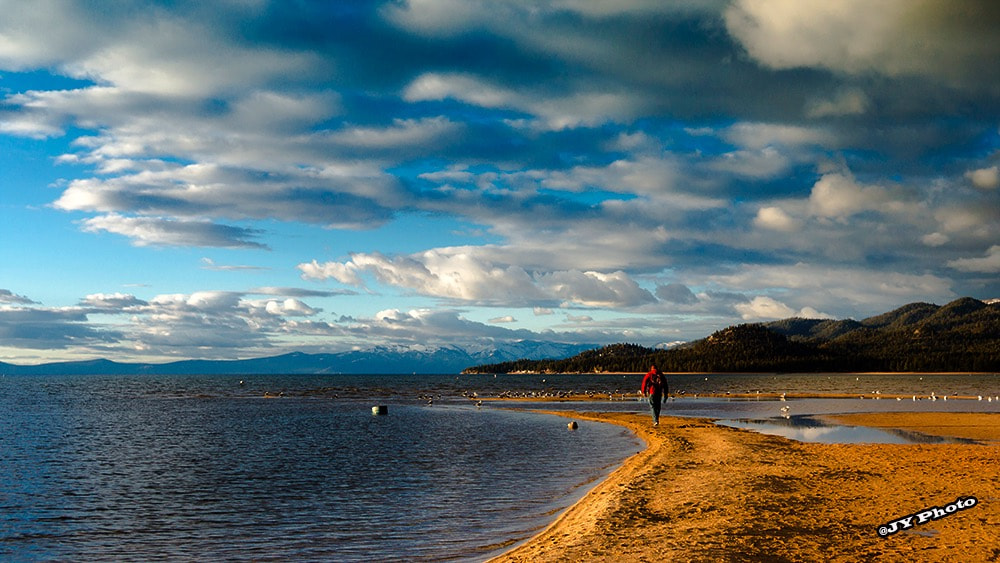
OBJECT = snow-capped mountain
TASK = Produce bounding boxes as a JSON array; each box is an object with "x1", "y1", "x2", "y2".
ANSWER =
[{"x1": 0, "y1": 341, "x2": 596, "y2": 375}]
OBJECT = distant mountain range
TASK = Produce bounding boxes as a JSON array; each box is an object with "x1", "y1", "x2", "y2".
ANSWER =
[
  {"x1": 6, "y1": 298, "x2": 997, "y2": 376},
  {"x1": 464, "y1": 297, "x2": 1000, "y2": 374},
  {"x1": 0, "y1": 341, "x2": 594, "y2": 376}
]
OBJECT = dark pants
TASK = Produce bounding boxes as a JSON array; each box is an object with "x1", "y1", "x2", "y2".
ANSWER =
[{"x1": 647, "y1": 392, "x2": 662, "y2": 424}]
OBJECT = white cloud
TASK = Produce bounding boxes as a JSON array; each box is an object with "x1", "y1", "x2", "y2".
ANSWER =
[
  {"x1": 489, "y1": 315, "x2": 516, "y2": 323},
  {"x1": 299, "y1": 260, "x2": 365, "y2": 286},
  {"x1": 403, "y1": 72, "x2": 642, "y2": 129},
  {"x1": 329, "y1": 117, "x2": 462, "y2": 149},
  {"x1": 54, "y1": 159, "x2": 403, "y2": 233},
  {"x1": 200, "y1": 258, "x2": 269, "y2": 272},
  {"x1": 300, "y1": 250, "x2": 656, "y2": 308},
  {"x1": 724, "y1": 0, "x2": 1000, "y2": 86},
  {"x1": 711, "y1": 147, "x2": 791, "y2": 179},
  {"x1": 80, "y1": 214, "x2": 267, "y2": 249},
  {"x1": 540, "y1": 270, "x2": 656, "y2": 308},
  {"x1": 404, "y1": 73, "x2": 513, "y2": 108},
  {"x1": 712, "y1": 122, "x2": 837, "y2": 179},
  {"x1": 722, "y1": 122, "x2": 835, "y2": 150},
  {"x1": 921, "y1": 232, "x2": 949, "y2": 247},
  {"x1": 228, "y1": 91, "x2": 341, "y2": 133},
  {"x1": 81, "y1": 293, "x2": 147, "y2": 310},
  {"x1": 933, "y1": 206, "x2": 994, "y2": 236},
  {"x1": 709, "y1": 263, "x2": 955, "y2": 314},
  {"x1": 302, "y1": 250, "x2": 543, "y2": 304},
  {"x1": 754, "y1": 206, "x2": 802, "y2": 232},
  {"x1": 735, "y1": 296, "x2": 832, "y2": 321},
  {"x1": 947, "y1": 245, "x2": 1000, "y2": 273},
  {"x1": 966, "y1": 166, "x2": 999, "y2": 190},
  {"x1": 261, "y1": 299, "x2": 318, "y2": 317},
  {"x1": 735, "y1": 296, "x2": 795, "y2": 320},
  {"x1": 807, "y1": 173, "x2": 898, "y2": 219}
]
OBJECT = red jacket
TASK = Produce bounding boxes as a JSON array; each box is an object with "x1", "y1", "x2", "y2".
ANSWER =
[{"x1": 642, "y1": 368, "x2": 666, "y2": 395}]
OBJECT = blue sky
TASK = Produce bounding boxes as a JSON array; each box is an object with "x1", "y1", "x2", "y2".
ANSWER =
[{"x1": 1, "y1": 0, "x2": 998, "y2": 364}]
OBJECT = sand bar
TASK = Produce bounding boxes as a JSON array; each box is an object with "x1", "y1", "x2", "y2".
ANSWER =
[{"x1": 492, "y1": 411, "x2": 1000, "y2": 562}]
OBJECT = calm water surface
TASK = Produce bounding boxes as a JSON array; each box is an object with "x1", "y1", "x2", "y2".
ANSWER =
[{"x1": 1, "y1": 374, "x2": 641, "y2": 562}]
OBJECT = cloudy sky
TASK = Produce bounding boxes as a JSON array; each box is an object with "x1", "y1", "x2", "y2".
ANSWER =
[{"x1": 1, "y1": 0, "x2": 998, "y2": 364}]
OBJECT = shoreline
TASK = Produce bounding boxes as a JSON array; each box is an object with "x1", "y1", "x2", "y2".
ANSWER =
[
  {"x1": 483, "y1": 371, "x2": 999, "y2": 376},
  {"x1": 479, "y1": 390, "x2": 999, "y2": 402},
  {"x1": 491, "y1": 410, "x2": 1000, "y2": 562}
]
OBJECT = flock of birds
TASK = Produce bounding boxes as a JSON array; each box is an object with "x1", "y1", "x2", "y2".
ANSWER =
[
  {"x1": 244, "y1": 378, "x2": 999, "y2": 419},
  {"x1": 455, "y1": 384, "x2": 1000, "y2": 421}
]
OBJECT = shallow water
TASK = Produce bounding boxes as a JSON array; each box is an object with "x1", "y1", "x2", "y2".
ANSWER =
[{"x1": 714, "y1": 416, "x2": 981, "y2": 444}]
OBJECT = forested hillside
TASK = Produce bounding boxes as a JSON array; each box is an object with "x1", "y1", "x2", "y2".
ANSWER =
[{"x1": 463, "y1": 298, "x2": 1000, "y2": 374}]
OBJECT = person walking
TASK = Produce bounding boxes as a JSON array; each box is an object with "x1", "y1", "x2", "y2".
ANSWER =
[{"x1": 641, "y1": 365, "x2": 667, "y2": 426}]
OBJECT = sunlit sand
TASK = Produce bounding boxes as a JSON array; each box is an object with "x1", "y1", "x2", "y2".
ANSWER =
[{"x1": 492, "y1": 410, "x2": 1000, "y2": 562}]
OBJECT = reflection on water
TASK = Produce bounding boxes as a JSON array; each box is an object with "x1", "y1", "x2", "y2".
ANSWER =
[
  {"x1": 716, "y1": 416, "x2": 980, "y2": 445},
  {"x1": 0, "y1": 376, "x2": 641, "y2": 562}
]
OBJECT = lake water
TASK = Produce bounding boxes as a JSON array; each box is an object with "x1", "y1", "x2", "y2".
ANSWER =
[
  {"x1": 0, "y1": 374, "x2": 642, "y2": 562},
  {"x1": 2, "y1": 372, "x2": 998, "y2": 561}
]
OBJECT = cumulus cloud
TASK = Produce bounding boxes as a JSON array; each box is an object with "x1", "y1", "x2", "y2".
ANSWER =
[
  {"x1": 539, "y1": 270, "x2": 656, "y2": 308},
  {"x1": 260, "y1": 299, "x2": 319, "y2": 317},
  {"x1": 735, "y1": 296, "x2": 796, "y2": 320},
  {"x1": 300, "y1": 250, "x2": 655, "y2": 308},
  {"x1": 725, "y1": 0, "x2": 1000, "y2": 86},
  {"x1": 807, "y1": 173, "x2": 902, "y2": 220},
  {"x1": 735, "y1": 296, "x2": 832, "y2": 321}
]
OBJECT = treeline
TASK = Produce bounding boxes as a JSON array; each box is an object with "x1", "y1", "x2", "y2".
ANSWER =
[{"x1": 463, "y1": 297, "x2": 1000, "y2": 374}]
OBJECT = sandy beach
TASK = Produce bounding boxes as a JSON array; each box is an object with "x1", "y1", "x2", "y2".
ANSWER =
[{"x1": 492, "y1": 411, "x2": 999, "y2": 562}]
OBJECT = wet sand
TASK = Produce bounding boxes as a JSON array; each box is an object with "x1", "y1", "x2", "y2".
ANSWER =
[{"x1": 491, "y1": 411, "x2": 1000, "y2": 562}]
